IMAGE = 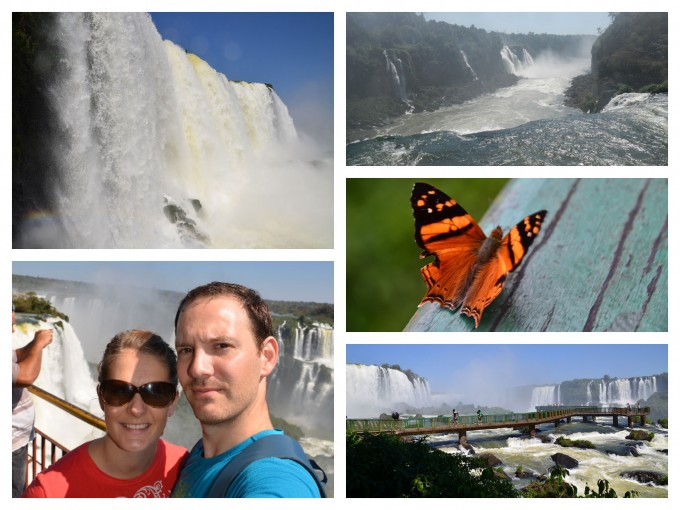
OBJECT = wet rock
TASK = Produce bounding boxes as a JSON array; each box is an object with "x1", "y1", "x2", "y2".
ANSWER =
[
  {"x1": 626, "y1": 446, "x2": 640, "y2": 457},
  {"x1": 621, "y1": 470, "x2": 668, "y2": 486},
  {"x1": 477, "y1": 453, "x2": 503, "y2": 467},
  {"x1": 551, "y1": 452, "x2": 578, "y2": 470},
  {"x1": 494, "y1": 469, "x2": 510, "y2": 480},
  {"x1": 625, "y1": 429, "x2": 654, "y2": 441}
]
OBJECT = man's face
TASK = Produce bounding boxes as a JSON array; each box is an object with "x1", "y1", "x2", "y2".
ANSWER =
[{"x1": 175, "y1": 295, "x2": 270, "y2": 426}]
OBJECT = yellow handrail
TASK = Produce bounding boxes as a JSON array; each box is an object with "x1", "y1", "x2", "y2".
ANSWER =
[{"x1": 29, "y1": 385, "x2": 106, "y2": 431}]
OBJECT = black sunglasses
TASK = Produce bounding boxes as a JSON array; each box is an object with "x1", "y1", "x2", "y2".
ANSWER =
[{"x1": 98, "y1": 379, "x2": 177, "y2": 408}]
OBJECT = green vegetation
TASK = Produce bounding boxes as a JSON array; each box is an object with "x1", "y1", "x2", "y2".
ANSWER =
[
  {"x1": 347, "y1": 432, "x2": 639, "y2": 498},
  {"x1": 13, "y1": 292, "x2": 69, "y2": 322},
  {"x1": 268, "y1": 300, "x2": 333, "y2": 327},
  {"x1": 346, "y1": 431, "x2": 518, "y2": 497},
  {"x1": 346, "y1": 13, "x2": 596, "y2": 140},
  {"x1": 565, "y1": 12, "x2": 667, "y2": 112},
  {"x1": 523, "y1": 467, "x2": 638, "y2": 498},
  {"x1": 380, "y1": 364, "x2": 424, "y2": 385},
  {"x1": 555, "y1": 436, "x2": 596, "y2": 449},
  {"x1": 270, "y1": 416, "x2": 305, "y2": 440},
  {"x1": 657, "y1": 418, "x2": 668, "y2": 428},
  {"x1": 626, "y1": 429, "x2": 654, "y2": 441},
  {"x1": 346, "y1": 178, "x2": 508, "y2": 332}
]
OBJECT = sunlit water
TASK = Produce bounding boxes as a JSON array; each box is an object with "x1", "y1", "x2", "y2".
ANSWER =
[
  {"x1": 427, "y1": 420, "x2": 668, "y2": 497},
  {"x1": 347, "y1": 55, "x2": 667, "y2": 166},
  {"x1": 18, "y1": 13, "x2": 332, "y2": 248}
]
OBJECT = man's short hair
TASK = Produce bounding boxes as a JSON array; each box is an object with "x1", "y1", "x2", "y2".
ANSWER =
[{"x1": 174, "y1": 282, "x2": 273, "y2": 349}]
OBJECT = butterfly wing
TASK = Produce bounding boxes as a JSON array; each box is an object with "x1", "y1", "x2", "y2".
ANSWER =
[
  {"x1": 461, "y1": 210, "x2": 547, "y2": 327},
  {"x1": 412, "y1": 182, "x2": 487, "y2": 310},
  {"x1": 497, "y1": 210, "x2": 547, "y2": 272}
]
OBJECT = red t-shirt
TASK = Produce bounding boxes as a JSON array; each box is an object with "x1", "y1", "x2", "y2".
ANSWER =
[{"x1": 22, "y1": 439, "x2": 188, "y2": 498}]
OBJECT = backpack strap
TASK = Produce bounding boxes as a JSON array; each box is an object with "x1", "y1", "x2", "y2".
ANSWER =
[{"x1": 207, "y1": 433, "x2": 327, "y2": 498}]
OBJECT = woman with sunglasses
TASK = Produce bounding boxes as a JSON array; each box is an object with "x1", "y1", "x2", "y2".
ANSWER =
[{"x1": 23, "y1": 330, "x2": 187, "y2": 497}]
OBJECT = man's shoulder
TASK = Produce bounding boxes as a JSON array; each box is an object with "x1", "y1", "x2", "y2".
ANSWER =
[{"x1": 232, "y1": 457, "x2": 322, "y2": 497}]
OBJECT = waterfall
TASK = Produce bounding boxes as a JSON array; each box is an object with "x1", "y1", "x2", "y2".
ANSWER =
[
  {"x1": 13, "y1": 317, "x2": 104, "y2": 450},
  {"x1": 268, "y1": 322, "x2": 334, "y2": 437},
  {"x1": 529, "y1": 384, "x2": 559, "y2": 408},
  {"x1": 500, "y1": 45, "x2": 533, "y2": 75},
  {"x1": 460, "y1": 50, "x2": 479, "y2": 81},
  {"x1": 586, "y1": 380, "x2": 593, "y2": 405},
  {"x1": 383, "y1": 49, "x2": 408, "y2": 101},
  {"x1": 278, "y1": 322, "x2": 333, "y2": 366},
  {"x1": 598, "y1": 377, "x2": 658, "y2": 405},
  {"x1": 23, "y1": 12, "x2": 332, "y2": 249},
  {"x1": 346, "y1": 364, "x2": 431, "y2": 418}
]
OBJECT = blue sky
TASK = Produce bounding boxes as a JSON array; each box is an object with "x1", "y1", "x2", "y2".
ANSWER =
[
  {"x1": 12, "y1": 261, "x2": 333, "y2": 303},
  {"x1": 347, "y1": 344, "x2": 668, "y2": 393},
  {"x1": 425, "y1": 12, "x2": 612, "y2": 35},
  {"x1": 149, "y1": 12, "x2": 334, "y2": 144}
]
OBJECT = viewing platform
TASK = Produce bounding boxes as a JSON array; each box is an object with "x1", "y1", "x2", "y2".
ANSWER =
[{"x1": 346, "y1": 406, "x2": 651, "y2": 442}]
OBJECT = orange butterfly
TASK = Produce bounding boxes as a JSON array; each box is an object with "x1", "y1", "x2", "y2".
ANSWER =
[{"x1": 411, "y1": 182, "x2": 547, "y2": 328}]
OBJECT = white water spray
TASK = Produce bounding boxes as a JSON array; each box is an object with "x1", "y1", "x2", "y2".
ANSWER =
[
  {"x1": 13, "y1": 318, "x2": 104, "y2": 450},
  {"x1": 460, "y1": 50, "x2": 479, "y2": 81},
  {"x1": 35, "y1": 13, "x2": 332, "y2": 248},
  {"x1": 346, "y1": 364, "x2": 431, "y2": 418},
  {"x1": 383, "y1": 49, "x2": 408, "y2": 101}
]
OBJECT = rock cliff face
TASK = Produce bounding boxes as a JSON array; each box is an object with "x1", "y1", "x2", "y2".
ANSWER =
[
  {"x1": 347, "y1": 13, "x2": 595, "y2": 140},
  {"x1": 565, "y1": 12, "x2": 668, "y2": 112}
]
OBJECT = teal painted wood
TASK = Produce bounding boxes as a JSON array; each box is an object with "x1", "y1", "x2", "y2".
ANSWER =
[{"x1": 404, "y1": 178, "x2": 668, "y2": 332}]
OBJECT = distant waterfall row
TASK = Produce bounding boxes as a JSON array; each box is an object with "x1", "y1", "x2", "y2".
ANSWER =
[
  {"x1": 346, "y1": 364, "x2": 431, "y2": 418},
  {"x1": 529, "y1": 376, "x2": 659, "y2": 408}
]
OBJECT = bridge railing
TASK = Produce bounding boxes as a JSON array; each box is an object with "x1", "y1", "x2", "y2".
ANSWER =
[
  {"x1": 535, "y1": 405, "x2": 650, "y2": 414},
  {"x1": 346, "y1": 406, "x2": 651, "y2": 433}
]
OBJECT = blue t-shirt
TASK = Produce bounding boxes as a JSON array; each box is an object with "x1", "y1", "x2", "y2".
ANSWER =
[{"x1": 171, "y1": 429, "x2": 321, "y2": 498}]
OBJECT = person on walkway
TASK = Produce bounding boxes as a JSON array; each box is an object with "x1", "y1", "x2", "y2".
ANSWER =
[
  {"x1": 23, "y1": 330, "x2": 187, "y2": 497},
  {"x1": 12, "y1": 303, "x2": 53, "y2": 498}
]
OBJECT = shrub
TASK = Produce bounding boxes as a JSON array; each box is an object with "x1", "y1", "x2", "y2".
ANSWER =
[{"x1": 13, "y1": 292, "x2": 69, "y2": 322}]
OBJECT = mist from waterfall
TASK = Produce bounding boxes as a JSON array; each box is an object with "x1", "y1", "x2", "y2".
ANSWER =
[
  {"x1": 18, "y1": 12, "x2": 332, "y2": 249},
  {"x1": 13, "y1": 318, "x2": 104, "y2": 450},
  {"x1": 346, "y1": 364, "x2": 431, "y2": 418}
]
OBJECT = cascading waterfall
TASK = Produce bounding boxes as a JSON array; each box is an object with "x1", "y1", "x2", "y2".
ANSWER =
[
  {"x1": 383, "y1": 49, "x2": 408, "y2": 101},
  {"x1": 346, "y1": 364, "x2": 431, "y2": 418},
  {"x1": 530, "y1": 376, "x2": 659, "y2": 410},
  {"x1": 32, "y1": 12, "x2": 332, "y2": 249},
  {"x1": 277, "y1": 321, "x2": 333, "y2": 365},
  {"x1": 460, "y1": 50, "x2": 479, "y2": 81},
  {"x1": 599, "y1": 377, "x2": 657, "y2": 405},
  {"x1": 529, "y1": 385, "x2": 560, "y2": 408},
  {"x1": 500, "y1": 45, "x2": 533, "y2": 75},
  {"x1": 13, "y1": 317, "x2": 104, "y2": 450},
  {"x1": 268, "y1": 322, "x2": 334, "y2": 436}
]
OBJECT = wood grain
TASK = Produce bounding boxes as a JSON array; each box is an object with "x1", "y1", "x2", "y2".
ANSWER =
[{"x1": 404, "y1": 178, "x2": 668, "y2": 332}]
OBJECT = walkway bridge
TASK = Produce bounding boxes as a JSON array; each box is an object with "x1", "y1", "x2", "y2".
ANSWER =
[{"x1": 346, "y1": 406, "x2": 651, "y2": 442}]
